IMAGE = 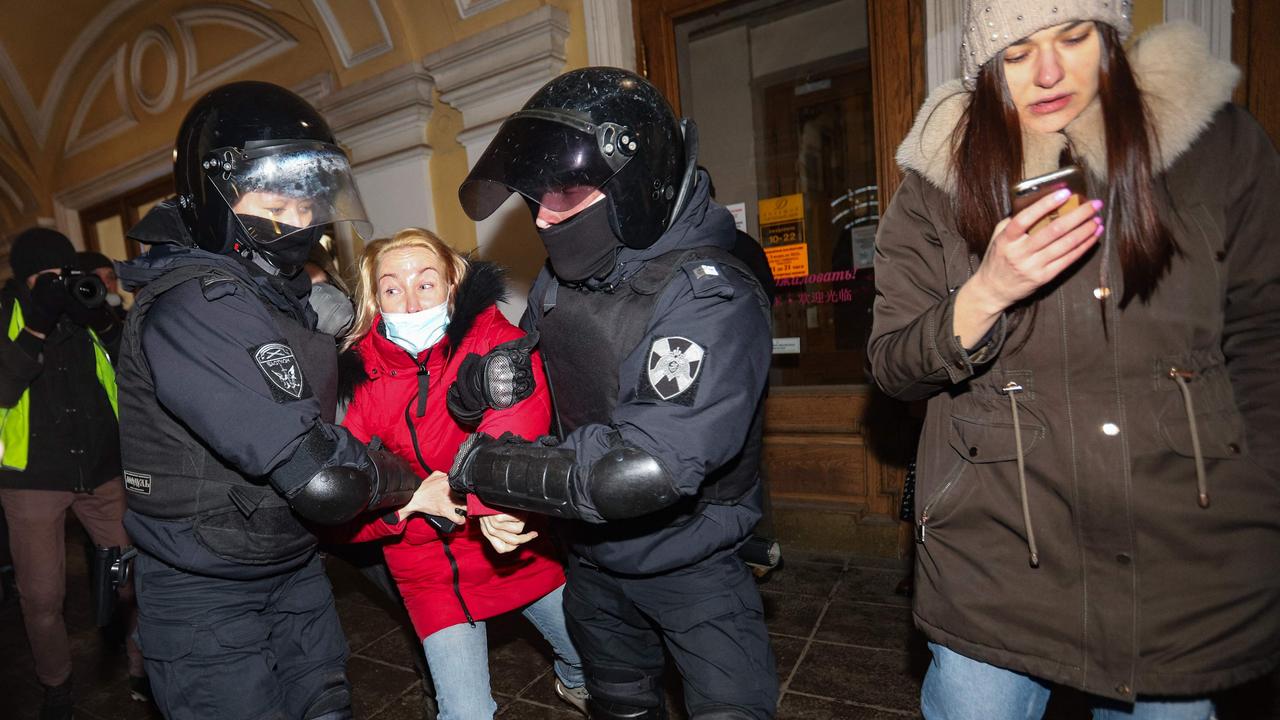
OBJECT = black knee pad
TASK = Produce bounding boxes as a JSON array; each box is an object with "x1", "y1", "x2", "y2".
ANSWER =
[
  {"x1": 302, "y1": 681, "x2": 352, "y2": 720},
  {"x1": 586, "y1": 665, "x2": 665, "y2": 718},
  {"x1": 690, "y1": 705, "x2": 758, "y2": 720}
]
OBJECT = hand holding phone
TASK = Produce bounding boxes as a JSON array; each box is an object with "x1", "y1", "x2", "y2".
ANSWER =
[
  {"x1": 952, "y1": 165, "x2": 1104, "y2": 346},
  {"x1": 1010, "y1": 166, "x2": 1088, "y2": 234}
]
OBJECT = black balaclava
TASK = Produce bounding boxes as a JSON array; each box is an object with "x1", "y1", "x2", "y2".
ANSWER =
[{"x1": 537, "y1": 198, "x2": 624, "y2": 284}]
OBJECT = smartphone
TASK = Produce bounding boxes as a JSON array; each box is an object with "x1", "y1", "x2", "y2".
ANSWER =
[{"x1": 1010, "y1": 165, "x2": 1087, "y2": 234}]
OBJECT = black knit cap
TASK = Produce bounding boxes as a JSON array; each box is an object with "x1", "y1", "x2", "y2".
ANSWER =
[
  {"x1": 75, "y1": 250, "x2": 113, "y2": 272},
  {"x1": 10, "y1": 227, "x2": 76, "y2": 280}
]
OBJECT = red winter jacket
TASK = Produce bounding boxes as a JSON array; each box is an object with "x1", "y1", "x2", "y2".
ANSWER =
[{"x1": 336, "y1": 264, "x2": 565, "y2": 639}]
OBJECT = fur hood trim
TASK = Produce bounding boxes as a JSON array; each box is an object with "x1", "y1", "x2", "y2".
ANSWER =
[
  {"x1": 896, "y1": 22, "x2": 1240, "y2": 196},
  {"x1": 337, "y1": 261, "x2": 509, "y2": 401}
]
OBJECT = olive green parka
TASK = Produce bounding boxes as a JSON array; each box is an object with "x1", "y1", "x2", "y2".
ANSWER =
[{"x1": 869, "y1": 22, "x2": 1280, "y2": 701}]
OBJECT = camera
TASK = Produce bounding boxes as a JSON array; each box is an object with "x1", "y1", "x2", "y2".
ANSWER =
[{"x1": 57, "y1": 266, "x2": 107, "y2": 308}]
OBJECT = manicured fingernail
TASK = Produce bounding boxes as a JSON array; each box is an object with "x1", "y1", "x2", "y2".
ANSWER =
[
  {"x1": 1094, "y1": 223, "x2": 1105, "y2": 236},
  {"x1": 1053, "y1": 189, "x2": 1072, "y2": 202},
  {"x1": 1090, "y1": 199, "x2": 1104, "y2": 211}
]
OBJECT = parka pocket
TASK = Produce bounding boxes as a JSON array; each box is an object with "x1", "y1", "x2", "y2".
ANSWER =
[
  {"x1": 948, "y1": 413, "x2": 1045, "y2": 463},
  {"x1": 1157, "y1": 361, "x2": 1247, "y2": 460}
]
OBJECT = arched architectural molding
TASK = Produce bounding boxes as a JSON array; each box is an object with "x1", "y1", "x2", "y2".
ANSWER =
[
  {"x1": 175, "y1": 4, "x2": 299, "y2": 100},
  {"x1": 454, "y1": 0, "x2": 511, "y2": 20},
  {"x1": 0, "y1": 0, "x2": 145, "y2": 147},
  {"x1": 311, "y1": 0, "x2": 394, "y2": 69},
  {"x1": 131, "y1": 26, "x2": 180, "y2": 114},
  {"x1": 64, "y1": 45, "x2": 139, "y2": 158}
]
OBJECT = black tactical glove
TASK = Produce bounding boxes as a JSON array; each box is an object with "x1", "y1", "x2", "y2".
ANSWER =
[
  {"x1": 446, "y1": 331, "x2": 538, "y2": 425},
  {"x1": 24, "y1": 273, "x2": 66, "y2": 335},
  {"x1": 449, "y1": 431, "x2": 502, "y2": 493}
]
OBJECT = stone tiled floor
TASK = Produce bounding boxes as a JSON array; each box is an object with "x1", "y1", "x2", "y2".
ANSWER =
[{"x1": 2, "y1": 529, "x2": 1278, "y2": 719}]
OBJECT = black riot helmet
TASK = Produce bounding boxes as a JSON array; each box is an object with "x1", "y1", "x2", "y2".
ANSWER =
[
  {"x1": 173, "y1": 81, "x2": 371, "y2": 276},
  {"x1": 459, "y1": 67, "x2": 695, "y2": 250}
]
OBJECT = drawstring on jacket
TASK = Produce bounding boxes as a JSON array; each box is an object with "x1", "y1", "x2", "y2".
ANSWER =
[
  {"x1": 1001, "y1": 381, "x2": 1039, "y2": 568},
  {"x1": 1169, "y1": 368, "x2": 1210, "y2": 509}
]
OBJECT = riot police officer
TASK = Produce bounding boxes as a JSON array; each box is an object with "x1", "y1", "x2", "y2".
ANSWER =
[
  {"x1": 116, "y1": 82, "x2": 455, "y2": 719},
  {"x1": 450, "y1": 68, "x2": 779, "y2": 719}
]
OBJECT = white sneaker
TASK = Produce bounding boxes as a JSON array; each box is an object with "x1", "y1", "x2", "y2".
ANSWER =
[{"x1": 554, "y1": 678, "x2": 590, "y2": 716}]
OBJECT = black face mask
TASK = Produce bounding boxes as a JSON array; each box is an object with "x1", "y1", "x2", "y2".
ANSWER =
[
  {"x1": 536, "y1": 198, "x2": 623, "y2": 283},
  {"x1": 236, "y1": 215, "x2": 322, "y2": 277}
]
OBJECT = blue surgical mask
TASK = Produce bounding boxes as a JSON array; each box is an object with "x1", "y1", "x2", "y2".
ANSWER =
[{"x1": 381, "y1": 303, "x2": 449, "y2": 356}]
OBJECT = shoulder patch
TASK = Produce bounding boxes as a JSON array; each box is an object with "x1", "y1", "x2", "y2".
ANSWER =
[
  {"x1": 249, "y1": 340, "x2": 313, "y2": 402},
  {"x1": 200, "y1": 275, "x2": 238, "y2": 301},
  {"x1": 681, "y1": 260, "x2": 735, "y2": 299},
  {"x1": 636, "y1": 335, "x2": 704, "y2": 406}
]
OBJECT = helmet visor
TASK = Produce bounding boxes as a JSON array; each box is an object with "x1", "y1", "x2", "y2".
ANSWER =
[
  {"x1": 205, "y1": 141, "x2": 372, "y2": 241},
  {"x1": 459, "y1": 113, "x2": 633, "y2": 221}
]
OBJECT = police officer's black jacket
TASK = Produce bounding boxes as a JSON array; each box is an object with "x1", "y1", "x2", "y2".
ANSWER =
[
  {"x1": 524, "y1": 171, "x2": 772, "y2": 575},
  {"x1": 116, "y1": 201, "x2": 365, "y2": 579},
  {"x1": 0, "y1": 281, "x2": 122, "y2": 492}
]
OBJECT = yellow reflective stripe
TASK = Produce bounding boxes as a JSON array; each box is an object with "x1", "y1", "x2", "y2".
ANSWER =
[
  {"x1": 1, "y1": 301, "x2": 29, "y2": 470},
  {"x1": 0, "y1": 302, "x2": 119, "y2": 471},
  {"x1": 89, "y1": 329, "x2": 118, "y2": 418}
]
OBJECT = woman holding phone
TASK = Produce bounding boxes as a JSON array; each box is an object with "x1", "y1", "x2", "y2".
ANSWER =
[{"x1": 870, "y1": 1, "x2": 1279, "y2": 718}]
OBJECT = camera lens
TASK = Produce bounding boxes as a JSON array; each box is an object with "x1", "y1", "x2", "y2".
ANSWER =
[{"x1": 69, "y1": 274, "x2": 106, "y2": 308}]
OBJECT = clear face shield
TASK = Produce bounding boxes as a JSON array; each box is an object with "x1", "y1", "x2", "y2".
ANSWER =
[
  {"x1": 204, "y1": 140, "x2": 373, "y2": 245},
  {"x1": 458, "y1": 110, "x2": 636, "y2": 222}
]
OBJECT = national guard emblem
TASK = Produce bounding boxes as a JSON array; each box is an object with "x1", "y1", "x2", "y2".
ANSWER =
[{"x1": 644, "y1": 336, "x2": 704, "y2": 402}]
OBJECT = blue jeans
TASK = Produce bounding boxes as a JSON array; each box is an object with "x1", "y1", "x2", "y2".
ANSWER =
[
  {"x1": 922, "y1": 644, "x2": 1214, "y2": 720},
  {"x1": 422, "y1": 584, "x2": 584, "y2": 720}
]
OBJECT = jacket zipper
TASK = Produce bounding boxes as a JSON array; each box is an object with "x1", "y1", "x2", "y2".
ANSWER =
[
  {"x1": 399, "y1": 348, "x2": 476, "y2": 626},
  {"x1": 917, "y1": 464, "x2": 966, "y2": 543}
]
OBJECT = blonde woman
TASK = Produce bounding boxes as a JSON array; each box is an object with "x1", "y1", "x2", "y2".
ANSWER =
[{"x1": 334, "y1": 229, "x2": 587, "y2": 717}]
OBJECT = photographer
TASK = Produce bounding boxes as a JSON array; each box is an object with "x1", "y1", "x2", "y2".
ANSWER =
[
  {"x1": 75, "y1": 250, "x2": 127, "y2": 324},
  {"x1": 0, "y1": 228, "x2": 142, "y2": 719}
]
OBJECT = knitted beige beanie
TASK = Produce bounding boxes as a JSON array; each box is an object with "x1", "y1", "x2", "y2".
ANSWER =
[{"x1": 961, "y1": 0, "x2": 1133, "y2": 85}]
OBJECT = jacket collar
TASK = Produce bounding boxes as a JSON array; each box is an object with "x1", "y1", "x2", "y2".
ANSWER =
[{"x1": 896, "y1": 21, "x2": 1240, "y2": 197}]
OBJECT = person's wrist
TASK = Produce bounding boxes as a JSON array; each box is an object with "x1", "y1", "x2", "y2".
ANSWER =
[{"x1": 959, "y1": 274, "x2": 1009, "y2": 319}]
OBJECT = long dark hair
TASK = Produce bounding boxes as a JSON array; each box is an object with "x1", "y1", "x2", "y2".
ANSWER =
[{"x1": 952, "y1": 23, "x2": 1174, "y2": 312}]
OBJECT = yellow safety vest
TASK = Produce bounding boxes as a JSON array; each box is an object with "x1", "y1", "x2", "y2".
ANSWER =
[{"x1": 0, "y1": 301, "x2": 117, "y2": 470}]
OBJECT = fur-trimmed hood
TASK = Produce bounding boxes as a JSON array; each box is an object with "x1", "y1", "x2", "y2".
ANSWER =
[
  {"x1": 337, "y1": 260, "x2": 509, "y2": 401},
  {"x1": 896, "y1": 21, "x2": 1240, "y2": 196}
]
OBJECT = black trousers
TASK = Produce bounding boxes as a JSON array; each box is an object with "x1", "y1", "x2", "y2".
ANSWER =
[
  {"x1": 133, "y1": 552, "x2": 351, "y2": 720},
  {"x1": 564, "y1": 548, "x2": 778, "y2": 718}
]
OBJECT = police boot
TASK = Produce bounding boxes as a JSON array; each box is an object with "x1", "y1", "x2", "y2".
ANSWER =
[{"x1": 40, "y1": 677, "x2": 74, "y2": 720}]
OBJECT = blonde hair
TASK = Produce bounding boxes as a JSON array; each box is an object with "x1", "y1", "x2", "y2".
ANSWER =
[{"x1": 343, "y1": 228, "x2": 469, "y2": 351}]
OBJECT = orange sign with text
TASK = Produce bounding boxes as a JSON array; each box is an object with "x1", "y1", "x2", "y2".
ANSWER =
[{"x1": 764, "y1": 243, "x2": 810, "y2": 279}]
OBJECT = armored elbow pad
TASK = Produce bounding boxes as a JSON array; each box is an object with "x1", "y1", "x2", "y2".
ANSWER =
[
  {"x1": 587, "y1": 445, "x2": 679, "y2": 520},
  {"x1": 450, "y1": 432, "x2": 580, "y2": 518},
  {"x1": 364, "y1": 445, "x2": 421, "y2": 514},
  {"x1": 287, "y1": 465, "x2": 375, "y2": 525}
]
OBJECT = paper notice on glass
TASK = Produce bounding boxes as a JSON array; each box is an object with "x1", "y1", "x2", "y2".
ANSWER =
[
  {"x1": 772, "y1": 337, "x2": 801, "y2": 354},
  {"x1": 726, "y1": 202, "x2": 747, "y2": 233}
]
